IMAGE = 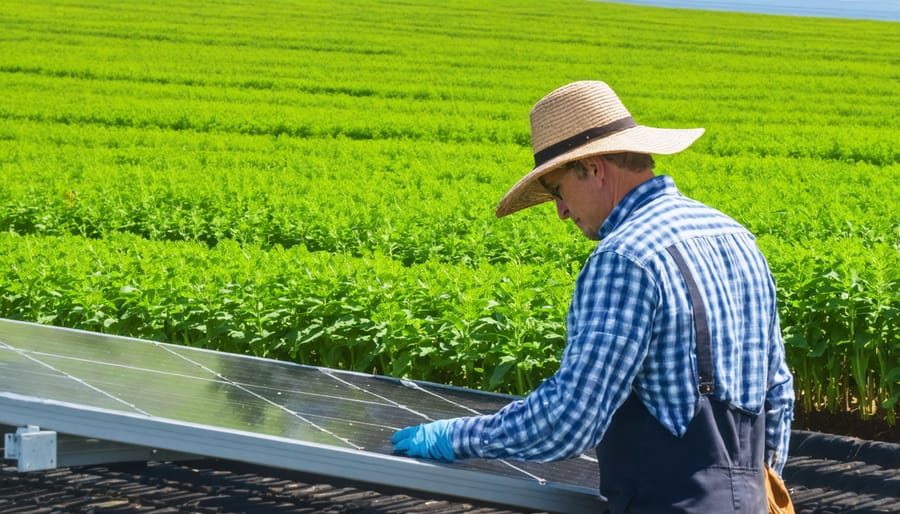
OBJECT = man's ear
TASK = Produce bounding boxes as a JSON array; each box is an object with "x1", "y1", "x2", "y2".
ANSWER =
[{"x1": 589, "y1": 156, "x2": 605, "y2": 178}]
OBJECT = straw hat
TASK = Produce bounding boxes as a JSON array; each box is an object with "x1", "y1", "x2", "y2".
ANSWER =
[{"x1": 495, "y1": 81, "x2": 705, "y2": 218}]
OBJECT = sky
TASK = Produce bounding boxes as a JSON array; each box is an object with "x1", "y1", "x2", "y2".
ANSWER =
[{"x1": 594, "y1": 0, "x2": 900, "y2": 21}]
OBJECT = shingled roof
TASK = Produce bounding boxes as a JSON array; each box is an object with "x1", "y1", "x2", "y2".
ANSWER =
[{"x1": 2, "y1": 430, "x2": 897, "y2": 513}]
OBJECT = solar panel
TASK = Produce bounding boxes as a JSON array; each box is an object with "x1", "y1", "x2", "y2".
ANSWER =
[{"x1": 0, "y1": 317, "x2": 602, "y2": 512}]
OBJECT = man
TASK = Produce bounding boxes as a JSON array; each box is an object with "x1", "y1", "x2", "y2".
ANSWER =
[{"x1": 392, "y1": 80, "x2": 794, "y2": 513}]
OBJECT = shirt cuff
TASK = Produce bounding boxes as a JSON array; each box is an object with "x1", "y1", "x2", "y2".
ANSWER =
[{"x1": 451, "y1": 415, "x2": 498, "y2": 459}]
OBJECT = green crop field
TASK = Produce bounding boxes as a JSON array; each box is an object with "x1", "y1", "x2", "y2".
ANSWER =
[{"x1": 0, "y1": 0, "x2": 897, "y2": 424}]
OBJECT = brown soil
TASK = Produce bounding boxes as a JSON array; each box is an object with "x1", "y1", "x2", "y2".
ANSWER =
[{"x1": 792, "y1": 407, "x2": 898, "y2": 444}]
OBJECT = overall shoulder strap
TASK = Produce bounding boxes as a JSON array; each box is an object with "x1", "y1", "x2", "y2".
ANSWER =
[{"x1": 665, "y1": 245, "x2": 715, "y2": 396}]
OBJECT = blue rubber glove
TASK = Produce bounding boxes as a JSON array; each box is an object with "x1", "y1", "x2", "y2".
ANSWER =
[{"x1": 391, "y1": 419, "x2": 456, "y2": 462}]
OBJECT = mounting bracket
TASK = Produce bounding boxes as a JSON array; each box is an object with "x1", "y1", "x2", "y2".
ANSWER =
[{"x1": 4, "y1": 425, "x2": 57, "y2": 472}]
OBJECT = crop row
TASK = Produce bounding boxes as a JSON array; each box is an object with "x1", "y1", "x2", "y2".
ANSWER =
[
  {"x1": 0, "y1": 230, "x2": 896, "y2": 422},
  {"x1": 1, "y1": 120, "x2": 896, "y2": 257}
]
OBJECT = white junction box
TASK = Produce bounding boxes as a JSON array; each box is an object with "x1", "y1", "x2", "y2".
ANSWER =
[{"x1": 4, "y1": 425, "x2": 57, "y2": 472}]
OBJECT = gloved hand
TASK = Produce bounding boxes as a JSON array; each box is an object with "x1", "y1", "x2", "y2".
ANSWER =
[{"x1": 391, "y1": 419, "x2": 456, "y2": 462}]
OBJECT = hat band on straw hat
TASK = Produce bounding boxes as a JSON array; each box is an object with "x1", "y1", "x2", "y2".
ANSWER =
[{"x1": 533, "y1": 116, "x2": 637, "y2": 167}]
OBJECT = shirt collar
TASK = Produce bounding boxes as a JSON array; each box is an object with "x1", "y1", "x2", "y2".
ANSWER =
[{"x1": 597, "y1": 175, "x2": 678, "y2": 239}]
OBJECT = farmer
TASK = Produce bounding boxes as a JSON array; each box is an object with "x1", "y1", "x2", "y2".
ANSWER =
[{"x1": 391, "y1": 80, "x2": 794, "y2": 513}]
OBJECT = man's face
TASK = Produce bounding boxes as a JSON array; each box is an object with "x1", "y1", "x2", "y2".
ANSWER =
[{"x1": 539, "y1": 158, "x2": 611, "y2": 240}]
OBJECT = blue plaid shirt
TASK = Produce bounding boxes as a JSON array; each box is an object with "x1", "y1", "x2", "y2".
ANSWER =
[{"x1": 453, "y1": 175, "x2": 794, "y2": 473}]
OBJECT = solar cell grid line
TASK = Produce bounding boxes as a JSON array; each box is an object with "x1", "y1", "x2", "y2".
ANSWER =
[{"x1": 0, "y1": 317, "x2": 603, "y2": 512}]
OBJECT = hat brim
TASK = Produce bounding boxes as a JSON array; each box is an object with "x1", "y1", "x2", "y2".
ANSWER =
[{"x1": 495, "y1": 125, "x2": 704, "y2": 218}]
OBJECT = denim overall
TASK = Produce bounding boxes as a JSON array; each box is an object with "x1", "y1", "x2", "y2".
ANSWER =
[{"x1": 595, "y1": 246, "x2": 767, "y2": 514}]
